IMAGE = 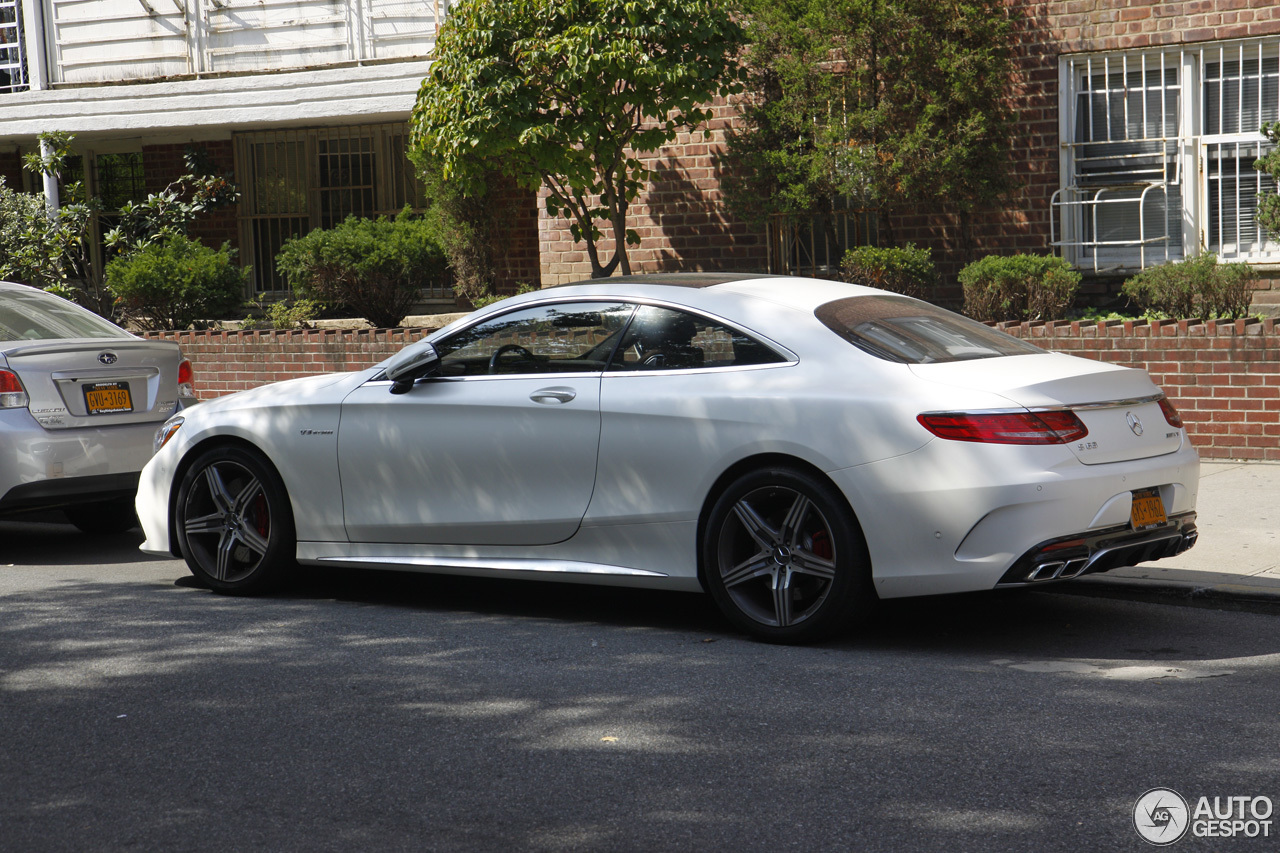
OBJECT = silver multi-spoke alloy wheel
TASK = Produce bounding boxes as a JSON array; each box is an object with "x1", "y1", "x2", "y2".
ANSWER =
[
  {"x1": 176, "y1": 446, "x2": 295, "y2": 594},
  {"x1": 704, "y1": 467, "x2": 873, "y2": 643}
]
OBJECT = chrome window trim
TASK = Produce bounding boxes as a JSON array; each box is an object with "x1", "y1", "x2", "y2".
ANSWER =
[{"x1": 414, "y1": 295, "x2": 799, "y2": 380}]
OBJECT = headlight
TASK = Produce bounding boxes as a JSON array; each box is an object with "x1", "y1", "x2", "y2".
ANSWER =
[{"x1": 154, "y1": 417, "x2": 184, "y2": 454}]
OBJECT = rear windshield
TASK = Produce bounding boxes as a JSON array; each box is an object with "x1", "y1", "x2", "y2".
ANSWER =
[
  {"x1": 815, "y1": 294, "x2": 1042, "y2": 364},
  {"x1": 0, "y1": 287, "x2": 132, "y2": 342}
]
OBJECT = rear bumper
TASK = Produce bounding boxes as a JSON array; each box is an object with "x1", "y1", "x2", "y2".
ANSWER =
[
  {"x1": 0, "y1": 409, "x2": 159, "y2": 515},
  {"x1": 0, "y1": 471, "x2": 139, "y2": 515},
  {"x1": 996, "y1": 511, "x2": 1198, "y2": 586}
]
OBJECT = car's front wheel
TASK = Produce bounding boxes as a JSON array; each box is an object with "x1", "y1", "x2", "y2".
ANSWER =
[
  {"x1": 703, "y1": 467, "x2": 874, "y2": 643},
  {"x1": 175, "y1": 445, "x2": 296, "y2": 594}
]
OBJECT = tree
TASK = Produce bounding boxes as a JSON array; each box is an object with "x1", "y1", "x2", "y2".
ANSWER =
[
  {"x1": 10, "y1": 132, "x2": 100, "y2": 307},
  {"x1": 410, "y1": 0, "x2": 745, "y2": 279},
  {"x1": 1255, "y1": 122, "x2": 1280, "y2": 237},
  {"x1": 724, "y1": 0, "x2": 1016, "y2": 249},
  {"x1": 16, "y1": 132, "x2": 239, "y2": 319}
]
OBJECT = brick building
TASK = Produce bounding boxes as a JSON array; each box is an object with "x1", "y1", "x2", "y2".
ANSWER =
[
  {"x1": 540, "y1": 1, "x2": 1280, "y2": 316},
  {"x1": 4, "y1": 1, "x2": 1280, "y2": 314}
]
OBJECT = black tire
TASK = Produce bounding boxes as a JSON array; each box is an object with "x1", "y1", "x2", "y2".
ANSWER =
[
  {"x1": 174, "y1": 445, "x2": 296, "y2": 595},
  {"x1": 702, "y1": 467, "x2": 874, "y2": 644},
  {"x1": 65, "y1": 500, "x2": 139, "y2": 534}
]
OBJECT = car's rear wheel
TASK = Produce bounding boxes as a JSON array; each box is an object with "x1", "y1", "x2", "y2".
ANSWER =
[
  {"x1": 175, "y1": 445, "x2": 295, "y2": 594},
  {"x1": 703, "y1": 467, "x2": 874, "y2": 643},
  {"x1": 64, "y1": 500, "x2": 139, "y2": 534}
]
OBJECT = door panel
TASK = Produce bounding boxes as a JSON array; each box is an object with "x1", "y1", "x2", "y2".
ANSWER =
[{"x1": 338, "y1": 376, "x2": 602, "y2": 545}]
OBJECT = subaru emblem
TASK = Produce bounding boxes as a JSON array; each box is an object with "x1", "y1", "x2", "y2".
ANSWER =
[
  {"x1": 98, "y1": 352, "x2": 117, "y2": 365},
  {"x1": 1126, "y1": 411, "x2": 1144, "y2": 436}
]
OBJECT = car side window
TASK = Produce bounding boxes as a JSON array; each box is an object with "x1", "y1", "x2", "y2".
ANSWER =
[
  {"x1": 435, "y1": 302, "x2": 634, "y2": 377},
  {"x1": 608, "y1": 305, "x2": 786, "y2": 371}
]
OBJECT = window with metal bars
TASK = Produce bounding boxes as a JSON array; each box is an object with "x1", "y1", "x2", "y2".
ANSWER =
[
  {"x1": 1058, "y1": 38, "x2": 1280, "y2": 272},
  {"x1": 233, "y1": 124, "x2": 432, "y2": 295},
  {"x1": 767, "y1": 203, "x2": 878, "y2": 278},
  {"x1": 0, "y1": 0, "x2": 27, "y2": 93},
  {"x1": 1202, "y1": 45, "x2": 1280, "y2": 261},
  {"x1": 1056, "y1": 51, "x2": 1184, "y2": 273}
]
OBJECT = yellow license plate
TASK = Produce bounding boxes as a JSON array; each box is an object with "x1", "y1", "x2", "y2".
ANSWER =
[
  {"x1": 84, "y1": 382, "x2": 132, "y2": 414},
  {"x1": 1130, "y1": 487, "x2": 1167, "y2": 530}
]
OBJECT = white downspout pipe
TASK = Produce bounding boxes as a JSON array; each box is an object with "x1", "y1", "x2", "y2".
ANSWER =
[{"x1": 39, "y1": 134, "x2": 59, "y2": 220}]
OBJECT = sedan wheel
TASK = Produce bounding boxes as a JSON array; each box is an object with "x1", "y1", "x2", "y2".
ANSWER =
[
  {"x1": 175, "y1": 446, "x2": 295, "y2": 594},
  {"x1": 704, "y1": 467, "x2": 873, "y2": 643}
]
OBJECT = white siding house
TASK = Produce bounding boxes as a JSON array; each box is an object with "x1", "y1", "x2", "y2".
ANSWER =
[{"x1": 1, "y1": 0, "x2": 451, "y2": 294}]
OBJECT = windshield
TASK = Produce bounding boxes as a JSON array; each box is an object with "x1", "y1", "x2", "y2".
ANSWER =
[
  {"x1": 0, "y1": 286, "x2": 132, "y2": 342},
  {"x1": 815, "y1": 294, "x2": 1042, "y2": 364}
]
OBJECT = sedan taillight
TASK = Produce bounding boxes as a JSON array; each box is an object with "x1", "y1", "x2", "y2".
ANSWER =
[
  {"x1": 0, "y1": 370, "x2": 29, "y2": 409},
  {"x1": 917, "y1": 410, "x2": 1089, "y2": 445},
  {"x1": 178, "y1": 358, "x2": 196, "y2": 398},
  {"x1": 1157, "y1": 396, "x2": 1183, "y2": 428}
]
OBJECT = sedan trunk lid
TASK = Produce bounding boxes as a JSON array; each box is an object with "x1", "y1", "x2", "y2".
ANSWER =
[
  {"x1": 911, "y1": 352, "x2": 1184, "y2": 464},
  {"x1": 2, "y1": 338, "x2": 187, "y2": 430}
]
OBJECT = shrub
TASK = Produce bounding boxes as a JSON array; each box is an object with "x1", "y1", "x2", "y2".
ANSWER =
[
  {"x1": 1121, "y1": 254, "x2": 1254, "y2": 319},
  {"x1": 241, "y1": 297, "x2": 322, "y2": 330},
  {"x1": 959, "y1": 254, "x2": 1080, "y2": 322},
  {"x1": 276, "y1": 210, "x2": 448, "y2": 328},
  {"x1": 104, "y1": 236, "x2": 249, "y2": 330},
  {"x1": 840, "y1": 244, "x2": 937, "y2": 298}
]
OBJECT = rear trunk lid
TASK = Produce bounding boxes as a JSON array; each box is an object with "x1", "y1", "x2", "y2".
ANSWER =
[
  {"x1": 2, "y1": 338, "x2": 186, "y2": 430},
  {"x1": 911, "y1": 352, "x2": 1184, "y2": 464}
]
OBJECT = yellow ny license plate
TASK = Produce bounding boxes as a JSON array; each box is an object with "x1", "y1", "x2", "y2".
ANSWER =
[
  {"x1": 1130, "y1": 487, "x2": 1167, "y2": 530},
  {"x1": 84, "y1": 382, "x2": 132, "y2": 414}
]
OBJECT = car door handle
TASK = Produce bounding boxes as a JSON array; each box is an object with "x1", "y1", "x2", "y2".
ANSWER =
[{"x1": 530, "y1": 387, "x2": 577, "y2": 405}]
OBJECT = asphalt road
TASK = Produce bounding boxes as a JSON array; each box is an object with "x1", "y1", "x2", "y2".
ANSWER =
[{"x1": 2, "y1": 517, "x2": 1278, "y2": 852}]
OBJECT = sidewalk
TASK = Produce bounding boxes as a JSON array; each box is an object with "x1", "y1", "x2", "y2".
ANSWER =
[{"x1": 1063, "y1": 460, "x2": 1280, "y2": 610}]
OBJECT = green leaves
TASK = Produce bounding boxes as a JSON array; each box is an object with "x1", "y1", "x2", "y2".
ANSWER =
[
  {"x1": 1121, "y1": 254, "x2": 1255, "y2": 320},
  {"x1": 275, "y1": 211, "x2": 449, "y2": 328},
  {"x1": 959, "y1": 254, "x2": 1081, "y2": 323},
  {"x1": 104, "y1": 236, "x2": 249, "y2": 331},
  {"x1": 410, "y1": 0, "x2": 745, "y2": 277},
  {"x1": 725, "y1": 0, "x2": 1016, "y2": 225}
]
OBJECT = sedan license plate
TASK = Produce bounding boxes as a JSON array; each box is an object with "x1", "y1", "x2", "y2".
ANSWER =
[
  {"x1": 84, "y1": 381, "x2": 132, "y2": 415},
  {"x1": 1130, "y1": 487, "x2": 1167, "y2": 530}
]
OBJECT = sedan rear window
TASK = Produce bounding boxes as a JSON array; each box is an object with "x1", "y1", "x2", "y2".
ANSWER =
[
  {"x1": 815, "y1": 294, "x2": 1041, "y2": 364},
  {"x1": 0, "y1": 287, "x2": 132, "y2": 342}
]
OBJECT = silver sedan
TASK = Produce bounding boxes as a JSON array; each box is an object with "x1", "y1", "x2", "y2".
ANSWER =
[{"x1": 1, "y1": 282, "x2": 196, "y2": 532}]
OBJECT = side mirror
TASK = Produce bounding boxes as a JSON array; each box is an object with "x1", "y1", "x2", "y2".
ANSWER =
[{"x1": 384, "y1": 342, "x2": 440, "y2": 395}]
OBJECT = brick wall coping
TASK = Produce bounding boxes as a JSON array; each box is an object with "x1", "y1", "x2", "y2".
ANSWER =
[
  {"x1": 141, "y1": 327, "x2": 432, "y2": 342},
  {"x1": 992, "y1": 318, "x2": 1280, "y2": 337}
]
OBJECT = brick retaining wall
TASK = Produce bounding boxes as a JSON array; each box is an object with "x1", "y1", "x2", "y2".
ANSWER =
[
  {"x1": 148, "y1": 318, "x2": 1280, "y2": 462},
  {"x1": 145, "y1": 328, "x2": 431, "y2": 399},
  {"x1": 999, "y1": 318, "x2": 1280, "y2": 462}
]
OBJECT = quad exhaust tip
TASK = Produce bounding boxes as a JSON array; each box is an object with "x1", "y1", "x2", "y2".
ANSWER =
[{"x1": 1000, "y1": 519, "x2": 1198, "y2": 587}]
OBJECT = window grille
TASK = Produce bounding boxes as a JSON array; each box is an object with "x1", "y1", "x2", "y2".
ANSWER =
[
  {"x1": 767, "y1": 206, "x2": 877, "y2": 278},
  {"x1": 233, "y1": 123, "x2": 438, "y2": 297},
  {"x1": 1054, "y1": 51, "x2": 1184, "y2": 273},
  {"x1": 0, "y1": 0, "x2": 27, "y2": 93},
  {"x1": 1058, "y1": 37, "x2": 1280, "y2": 272},
  {"x1": 1201, "y1": 43, "x2": 1280, "y2": 261}
]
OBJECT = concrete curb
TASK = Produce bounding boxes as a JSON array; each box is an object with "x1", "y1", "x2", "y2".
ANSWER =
[{"x1": 1051, "y1": 572, "x2": 1280, "y2": 615}]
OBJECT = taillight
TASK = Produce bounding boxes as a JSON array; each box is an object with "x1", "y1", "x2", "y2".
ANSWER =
[
  {"x1": 177, "y1": 358, "x2": 196, "y2": 398},
  {"x1": 917, "y1": 410, "x2": 1089, "y2": 445},
  {"x1": 1158, "y1": 396, "x2": 1183, "y2": 428},
  {"x1": 0, "y1": 370, "x2": 29, "y2": 409}
]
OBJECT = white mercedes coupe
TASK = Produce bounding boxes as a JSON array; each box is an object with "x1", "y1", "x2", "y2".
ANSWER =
[{"x1": 137, "y1": 274, "x2": 1199, "y2": 643}]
